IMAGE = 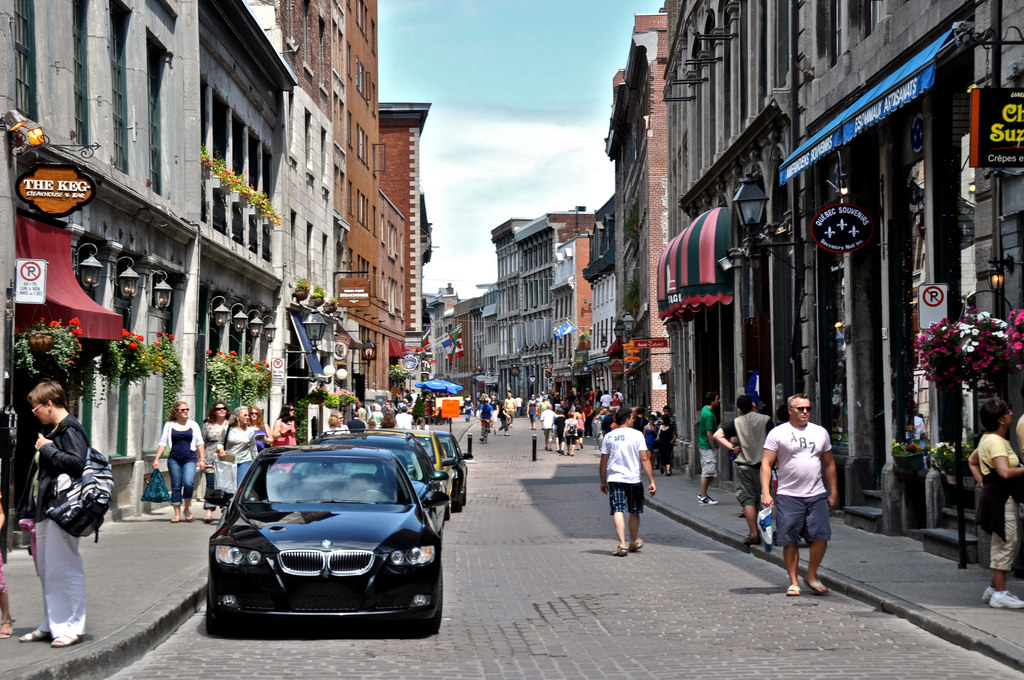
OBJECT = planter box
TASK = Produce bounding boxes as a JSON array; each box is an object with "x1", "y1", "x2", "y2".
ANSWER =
[
  {"x1": 893, "y1": 452, "x2": 926, "y2": 471},
  {"x1": 209, "y1": 177, "x2": 221, "y2": 190}
]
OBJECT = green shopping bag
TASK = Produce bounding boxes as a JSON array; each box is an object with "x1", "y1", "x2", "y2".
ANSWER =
[{"x1": 142, "y1": 470, "x2": 172, "y2": 503}]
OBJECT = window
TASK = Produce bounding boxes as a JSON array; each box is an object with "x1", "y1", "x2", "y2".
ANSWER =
[
  {"x1": 304, "y1": 109, "x2": 312, "y2": 168},
  {"x1": 110, "y1": 3, "x2": 129, "y2": 172},
  {"x1": 147, "y1": 43, "x2": 163, "y2": 194},
  {"x1": 73, "y1": 0, "x2": 88, "y2": 142},
  {"x1": 14, "y1": 0, "x2": 36, "y2": 118}
]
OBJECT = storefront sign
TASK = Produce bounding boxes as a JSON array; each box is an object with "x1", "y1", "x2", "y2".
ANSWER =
[
  {"x1": 336, "y1": 277, "x2": 370, "y2": 307},
  {"x1": 401, "y1": 353, "x2": 418, "y2": 370},
  {"x1": 629, "y1": 338, "x2": 668, "y2": 349},
  {"x1": 811, "y1": 203, "x2": 873, "y2": 254},
  {"x1": 971, "y1": 88, "x2": 1024, "y2": 167},
  {"x1": 610, "y1": 359, "x2": 624, "y2": 376},
  {"x1": 16, "y1": 165, "x2": 95, "y2": 216}
]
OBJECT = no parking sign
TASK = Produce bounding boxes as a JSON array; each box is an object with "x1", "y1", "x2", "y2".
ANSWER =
[
  {"x1": 918, "y1": 283, "x2": 947, "y2": 330},
  {"x1": 15, "y1": 258, "x2": 47, "y2": 303}
]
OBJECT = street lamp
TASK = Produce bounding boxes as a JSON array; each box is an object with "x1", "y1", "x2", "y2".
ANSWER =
[
  {"x1": 75, "y1": 243, "x2": 103, "y2": 290},
  {"x1": 116, "y1": 256, "x2": 140, "y2": 299},
  {"x1": 613, "y1": 311, "x2": 635, "y2": 340},
  {"x1": 209, "y1": 296, "x2": 231, "y2": 328},
  {"x1": 230, "y1": 304, "x2": 247, "y2": 334},
  {"x1": 732, "y1": 174, "x2": 768, "y2": 229},
  {"x1": 262, "y1": 316, "x2": 277, "y2": 342},
  {"x1": 989, "y1": 256, "x2": 1014, "y2": 291},
  {"x1": 303, "y1": 311, "x2": 327, "y2": 347},
  {"x1": 151, "y1": 270, "x2": 172, "y2": 310},
  {"x1": 247, "y1": 311, "x2": 264, "y2": 338}
]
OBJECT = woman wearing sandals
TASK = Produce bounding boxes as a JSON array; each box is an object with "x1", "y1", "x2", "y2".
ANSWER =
[
  {"x1": 0, "y1": 488, "x2": 14, "y2": 639},
  {"x1": 20, "y1": 380, "x2": 88, "y2": 648},
  {"x1": 152, "y1": 401, "x2": 205, "y2": 523},
  {"x1": 201, "y1": 401, "x2": 230, "y2": 523}
]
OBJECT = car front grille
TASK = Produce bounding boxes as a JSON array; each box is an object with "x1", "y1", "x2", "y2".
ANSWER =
[
  {"x1": 279, "y1": 549, "x2": 374, "y2": 576},
  {"x1": 328, "y1": 550, "x2": 374, "y2": 575}
]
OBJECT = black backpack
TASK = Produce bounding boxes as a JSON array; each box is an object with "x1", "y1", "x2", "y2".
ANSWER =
[{"x1": 46, "y1": 447, "x2": 114, "y2": 541}]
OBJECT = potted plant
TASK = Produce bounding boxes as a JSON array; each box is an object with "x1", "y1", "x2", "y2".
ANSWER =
[
  {"x1": 929, "y1": 441, "x2": 974, "y2": 485},
  {"x1": 293, "y1": 278, "x2": 311, "y2": 301},
  {"x1": 389, "y1": 364, "x2": 413, "y2": 383},
  {"x1": 13, "y1": 317, "x2": 84, "y2": 382},
  {"x1": 891, "y1": 440, "x2": 926, "y2": 470},
  {"x1": 310, "y1": 284, "x2": 327, "y2": 307},
  {"x1": 577, "y1": 330, "x2": 591, "y2": 350},
  {"x1": 915, "y1": 308, "x2": 1012, "y2": 392},
  {"x1": 322, "y1": 296, "x2": 339, "y2": 314}
]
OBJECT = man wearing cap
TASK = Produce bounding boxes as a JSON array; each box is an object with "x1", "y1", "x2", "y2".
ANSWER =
[{"x1": 713, "y1": 394, "x2": 773, "y2": 545}]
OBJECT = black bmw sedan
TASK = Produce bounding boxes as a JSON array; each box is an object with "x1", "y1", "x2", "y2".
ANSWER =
[{"x1": 206, "y1": 445, "x2": 449, "y2": 636}]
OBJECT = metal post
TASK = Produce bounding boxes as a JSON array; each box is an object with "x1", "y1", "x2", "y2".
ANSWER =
[
  {"x1": 532, "y1": 433, "x2": 537, "y2": 462},
  {"x1": 466, "y1": 430, "x2": 472, "y2": 456}
]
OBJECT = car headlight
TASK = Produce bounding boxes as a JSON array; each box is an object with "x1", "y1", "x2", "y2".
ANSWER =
[
  {"x1": 215, "y1": 545, "x2": 263, "y2": 566},
  {"x1": 387, "y1": 545, "x2": 435, "y2": 566}
]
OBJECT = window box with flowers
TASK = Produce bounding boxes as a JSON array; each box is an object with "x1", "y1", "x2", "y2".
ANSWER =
[
  {"x1": 929, "y1": 441, "x2": 976, "y2": 487},
  {"x1": 389, "y1": 364, "x2": 414, "y2": 383},
  {"x1": 891, "y1": 440, "x2": 926, "y2": 471},
  {"x1": 201, "y1": 146, "x2": 282, "y2": 226}
]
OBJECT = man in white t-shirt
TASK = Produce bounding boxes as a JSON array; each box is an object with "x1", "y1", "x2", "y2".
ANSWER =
[
  {"x1": 540, "y1": 407, "x2": 556, "y2": 451},
  {"x1": 760, "y1": 394, "x2": 837, "y2": 597},
  {"x1": 394, "y1": 406, "x2": 414, "y2": 430},
  {"x1": 600, "y1": 407, "x2": 656, "y2": 556},
  {"x1": 599, "y1": 391, "x2": 612, "y2": 409}
]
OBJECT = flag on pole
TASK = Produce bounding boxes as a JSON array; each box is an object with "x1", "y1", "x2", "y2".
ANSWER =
[
  {"x1": 554, "y1": 320, "x2": 576, "y2": 340},
  {"x1": 452, "y1": 329, "x2": 464, "y2": 358},
  {"x1": 420, "y1": 324, "x2": 431, "y2": 353}
]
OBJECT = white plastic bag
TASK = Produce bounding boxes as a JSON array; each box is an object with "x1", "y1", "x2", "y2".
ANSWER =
[{"x1": 757, "y1": 506, "x2": 773, "y2": 552}]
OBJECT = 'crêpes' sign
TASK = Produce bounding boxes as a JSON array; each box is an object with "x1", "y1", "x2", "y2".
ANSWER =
[
  {"x1": 17, "y1": 165, "x2": 96, "y2": 216},
  {"x1": 970, "y1": 88, "x2": 1024, "y2": 167},
  {"x1": 811, "y1": 203, "x2": 874, "y2": 254}
]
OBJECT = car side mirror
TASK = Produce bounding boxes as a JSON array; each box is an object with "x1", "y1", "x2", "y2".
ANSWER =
[
  {"x1": 432, "y1": 470, "x2": 450, "y2": 481},
  {"x1": 205, "y1": 489, "x2": 229, "y2": 507},
  {"x1": 441, "y1": 457, "x2": 456, "y2": 467},
  {"x1": 424, "y1": 489, "x2": 450, "y2": 508}
]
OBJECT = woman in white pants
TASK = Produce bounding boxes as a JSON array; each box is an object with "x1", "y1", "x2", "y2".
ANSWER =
[{"x1": 21, "y1": 380, "x2": 88, "y2": 648}]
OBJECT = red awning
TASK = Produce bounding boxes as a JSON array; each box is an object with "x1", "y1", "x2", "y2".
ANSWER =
[
  {"x1": 606, "y1": 337, "x2": 623, "y2": 357},
  {"x1": 657, "y1": 207, "x2": 733, "y2": 322},
  {"x1": 15, "y1": 216, "x2": 122, "y2": 340},
  {"x1": 388, "y1": 336, "x2": 406, "y2": 358}
]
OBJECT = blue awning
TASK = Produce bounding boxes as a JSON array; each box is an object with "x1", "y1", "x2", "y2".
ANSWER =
[
  {"x1": 778, "y1": 29, "x2": 954, "y2": 186},
  {"x1": 289, "y1": 310, "x2": 325, "y2": 376}
]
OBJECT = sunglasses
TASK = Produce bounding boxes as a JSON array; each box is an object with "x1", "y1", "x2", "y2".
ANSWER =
[
  {"x1": 792, "y1": 406, "x2": 811, "y2": 412},
  {"x1": 215, "y1": 406, "x2": 228, "y2": 411}
]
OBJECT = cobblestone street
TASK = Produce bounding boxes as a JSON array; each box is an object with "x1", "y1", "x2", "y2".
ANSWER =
[{"x1": 109, "y1": 432, "x2": 1019, "y2": 679}]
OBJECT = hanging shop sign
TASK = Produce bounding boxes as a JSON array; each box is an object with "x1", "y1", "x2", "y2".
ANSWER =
[
  {"x1": 810, "y1": 203, "x2": 873, "y2": 254},
  {"x1": 16, "y1": 164, "x2": 96, "y2": 216},
  {"x1": 336, "y1": 277, "x2": 371, "y2": 307},
  {"x1": 610, "y1": 359, "x2": 624, "y2": 376},
  {"x1": 970, "y1": 88, "x2": 1024, "y2": 167}
]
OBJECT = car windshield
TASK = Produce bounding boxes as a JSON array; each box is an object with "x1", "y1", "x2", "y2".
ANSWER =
[
  {"x1": 239, "y1": 454, "x2": 414, "y2": 505},
  {"x1": 314, "y1": 434, "x2": 431, "y2": 483}
]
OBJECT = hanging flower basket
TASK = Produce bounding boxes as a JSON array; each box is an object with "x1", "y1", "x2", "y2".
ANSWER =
[
  {"x1": 914, "y1": 308, "x2": 1013, "y2": 392},
  {"x1": 27, "y1": 331, "x2": 55, "y2": 353},
  {"x1": 310, "y1": 296, "x2": 324, "y2": 307},
  {"x1": 293, "y1": 289, "x2": 309, "y2": 301}
]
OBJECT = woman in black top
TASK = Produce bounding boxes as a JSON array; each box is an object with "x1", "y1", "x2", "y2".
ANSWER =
[{"x1": 21, "y1": 380, "x2": 89, "y2": 648}]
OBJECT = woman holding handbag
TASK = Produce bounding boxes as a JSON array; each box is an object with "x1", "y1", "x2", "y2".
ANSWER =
[
  {"x1": 222, "y1": 407, "x2": 257, "y2": 493},
  {"x1": 271, "y1": 404, "x2": 297, "y2": 446},
  {"x1": 152, "y1": 401, "x2": 205, "y2": 523},
  {"x1": 20, "y1": 380, "x2": 88, "y2": 648},
  {"x1": 201, "y1": 401, "x2": 230, "y2": 524}
]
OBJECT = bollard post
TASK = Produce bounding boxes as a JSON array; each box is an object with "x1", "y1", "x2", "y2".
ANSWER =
[
  {"x1": 532, "y1": 433, "x2": 537, "y2": 462},
  {"x1": 466, "y1": 430, "x2": 473, "y2": 456}
]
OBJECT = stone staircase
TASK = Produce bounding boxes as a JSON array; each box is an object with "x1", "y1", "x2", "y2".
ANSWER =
[
  {"x1": 920, "y1": 506, "x2": 979, "y2": 563},
  {"x1": 843, "y1": 489, "x2": 883, "y2": 533}
]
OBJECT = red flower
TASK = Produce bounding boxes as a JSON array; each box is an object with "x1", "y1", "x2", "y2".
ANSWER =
[
  {"x1": 230, "y1": 351, "x2": 237, "y2": 356},
  {"x1": 49, "y1": 320, "x2": 60, "y2": 327},
  {"x1": 69, "y1": 317, "x2": 80, "y2": 326},
  {"x1": 122, "y1": 329, "x2": 131, "y2": 338},
  {"x1": 71, "y1": 328, "x2": 83, "y2": 337},
  {"x1": 135, "y1": 334, "x2": 144, "y2": 342},
  {"x1": 206, "y1": 350, "x2": 212, "y2": 355},
  {"x1": 128, "y1": 342, "x2": 138, "y2": 350}
]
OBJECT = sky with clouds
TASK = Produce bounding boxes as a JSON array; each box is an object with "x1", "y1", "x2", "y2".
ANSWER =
[{"x1": 378, "y1": 0, "x2": 666, "y2": 301}]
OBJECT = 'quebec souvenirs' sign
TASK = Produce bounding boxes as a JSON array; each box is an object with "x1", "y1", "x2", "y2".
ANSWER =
[
  {"x1": 811, "y1": 203, "x2": 874, "y2": 254},
  {"x1": 16, "y1": 165, "x2": 96, "y2": 216},
  {"x1": 970, "y1": 88, "x2": 1024, "y2": 167}
]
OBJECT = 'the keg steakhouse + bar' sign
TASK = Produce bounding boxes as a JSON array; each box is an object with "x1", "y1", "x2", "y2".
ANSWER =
[{"x1": 16, "y1": 165, "x2": 96, "y2": 216}]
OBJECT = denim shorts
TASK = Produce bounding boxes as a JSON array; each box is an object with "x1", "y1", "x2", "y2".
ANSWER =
[
  {"x1": 608, "y1": 481, "x2": 645, "y2": 515},
  {"x1": 774, "y1": 492, "x2": 831, "y2": 545}
]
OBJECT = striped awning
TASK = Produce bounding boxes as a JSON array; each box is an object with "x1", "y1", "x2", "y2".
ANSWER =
[{"x1": 657, "y1": 207, "x2": 733, "y2": 321}]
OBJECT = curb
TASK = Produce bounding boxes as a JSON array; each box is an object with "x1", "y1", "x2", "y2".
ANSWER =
[
  {"x1": 646, "y1": 496, "x2": 1024, "y2": 672},
  {"x1": 3, "y1": 572, "x2": 207, "y2": 680}
]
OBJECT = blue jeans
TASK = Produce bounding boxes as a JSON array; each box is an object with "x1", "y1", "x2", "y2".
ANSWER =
[
  {"x1": 236, "y1": 461, "x2": 252, "y2": 487},
  {"x1": 167, "y1": 458, "x2": 197, "y2": 506}
]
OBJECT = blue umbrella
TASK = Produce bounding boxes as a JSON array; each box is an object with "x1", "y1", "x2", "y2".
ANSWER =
[{"x1": 415, "y1": 379, "x2": 461, "y2": 394}]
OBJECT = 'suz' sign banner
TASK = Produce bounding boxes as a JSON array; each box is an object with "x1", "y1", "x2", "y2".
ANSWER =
[{"x1": 971, "y1": 88, "x2": 1024, "y2": 167}]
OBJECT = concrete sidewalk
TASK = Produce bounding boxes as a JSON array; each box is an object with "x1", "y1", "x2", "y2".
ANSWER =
[{"x1": 4, "y1": 422, "x2": 1024, "y2": 678}]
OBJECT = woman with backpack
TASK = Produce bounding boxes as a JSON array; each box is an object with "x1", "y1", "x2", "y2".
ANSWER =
[{"x1": 21, "y1": 380, "x2": 89, "y2": 648}]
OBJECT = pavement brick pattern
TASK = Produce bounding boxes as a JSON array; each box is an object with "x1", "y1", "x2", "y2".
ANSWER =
[{"x1": 107, "y1": 430, "x2": 1018, "y2": 680}]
